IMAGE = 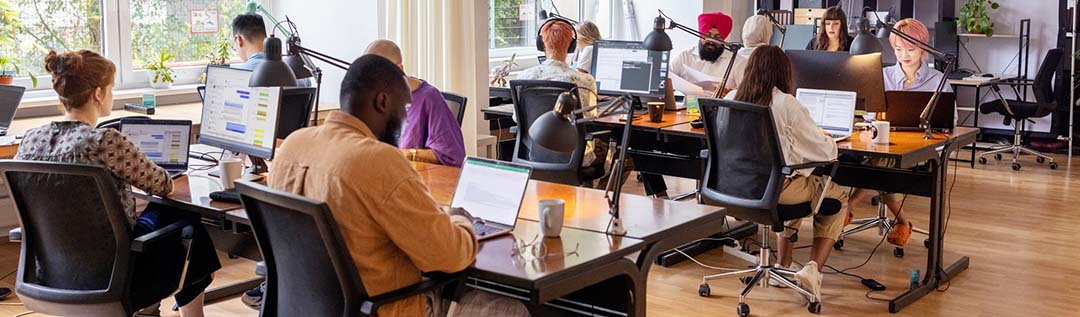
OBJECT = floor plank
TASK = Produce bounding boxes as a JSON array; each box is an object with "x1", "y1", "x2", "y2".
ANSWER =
[{"x1": 0, "y1": 153, "x2": 1076, "y2": 316}]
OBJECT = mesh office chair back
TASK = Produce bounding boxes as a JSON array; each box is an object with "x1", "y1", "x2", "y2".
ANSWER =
[
  {"x1": 1031, "y1": 48, "x2": 1062, "y2": 116},
  {"x1": 509, "y1": 80, "x2": 592, "y2": 185},
  {"x1": 236, "y1": 181, "x2": 366, "y2": 317},
  {"x1": 441, "y1": 91, "x2": 468, "y2": 127},
  {"x1": 0, "y1": 161, "x2": 183, "y2": 316}
]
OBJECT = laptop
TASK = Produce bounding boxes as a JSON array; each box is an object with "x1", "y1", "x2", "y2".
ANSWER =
[
  {"x1": 449, "y1": 157, "x2": 533, "y2": 240},
  {"x1": 119, "y1": 119, "x2": 193, "y2": 179},
  {"x1": 0, "y1": 85, "x2": 26, "y2": 136},
  {"x1": 795, "y1": 88, "x2": 858, "y2": 142},
  {"x1": 884, "y1": 91, "x2": 957, "y2": 132}
]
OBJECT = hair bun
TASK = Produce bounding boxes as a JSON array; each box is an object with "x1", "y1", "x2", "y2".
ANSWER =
[{"x1": 44, "y1": 50, "x2": 84, "y2": 78}]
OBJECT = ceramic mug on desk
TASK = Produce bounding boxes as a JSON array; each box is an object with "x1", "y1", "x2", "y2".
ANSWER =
[
  {"x1": 871, "y1": 121, "x2": 890, "y2": 145},
  {"x1": 218, "y1": 158, "x2": 244, "y2": 190},
  {"x1": 647, "y1": 102, "x2": 665, "y2": 123},
  {"x1": 539, "y1": 199, "x2": 565, "y2": 237}
]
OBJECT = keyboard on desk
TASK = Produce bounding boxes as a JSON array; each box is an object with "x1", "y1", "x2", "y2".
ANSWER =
[{"x1": 474, "y1": 222, "x2": 511, "y2": 240}]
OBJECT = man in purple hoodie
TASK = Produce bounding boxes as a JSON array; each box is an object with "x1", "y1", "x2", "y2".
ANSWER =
[{"x1": 366, "y1": 40, "x2": 466, "y2": 167}]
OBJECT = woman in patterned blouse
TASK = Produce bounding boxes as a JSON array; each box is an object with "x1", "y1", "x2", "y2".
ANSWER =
[{"x1": 15, "y1": 50, "x2": 219, "y2": 317}]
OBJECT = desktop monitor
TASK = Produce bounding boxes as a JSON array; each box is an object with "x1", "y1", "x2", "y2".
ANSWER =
[
  {"x1": 590, "y1": 40, "x2": 670, "y2": 97},
  {"x1": 200, "y1": 66, "x2": 283, "y2": 160},
  {"x1": 788, "y1": 50, "x2": 888, "y2": 112},
  {"x1": 276, "y1": 87, "x2": 318, "y2": 139}
]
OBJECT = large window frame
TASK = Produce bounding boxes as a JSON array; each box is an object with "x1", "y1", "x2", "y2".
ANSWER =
[
  {"x1": 488, "y1": 0, "x2": 626, "y2": 62},
  {"x1": 11, "y1": 0, "x2": 270, "y2": 99}
]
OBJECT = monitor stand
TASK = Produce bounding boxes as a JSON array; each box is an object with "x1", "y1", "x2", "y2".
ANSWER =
[{"x1": 248, "y1": 157, "x2": 269, "y2": 176}]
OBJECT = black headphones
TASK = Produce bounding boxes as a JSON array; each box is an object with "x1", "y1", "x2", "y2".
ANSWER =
[{"x1": 536, "y1": 18, "x2": 577, "y2": 54}]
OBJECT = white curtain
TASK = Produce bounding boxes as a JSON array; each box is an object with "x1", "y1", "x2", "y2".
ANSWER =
[{"x1": 382, "y1": 0, "x2": 490, "y2": 155}]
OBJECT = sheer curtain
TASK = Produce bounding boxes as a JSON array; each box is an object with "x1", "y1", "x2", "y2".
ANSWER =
[{"x1": 382, "y1": 0, "x2": 490, "y2": 155}]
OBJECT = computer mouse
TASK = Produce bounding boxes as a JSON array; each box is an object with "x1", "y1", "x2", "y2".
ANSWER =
[{"x1": 980, "y1": 73, "x2": 994, "y2": 78}]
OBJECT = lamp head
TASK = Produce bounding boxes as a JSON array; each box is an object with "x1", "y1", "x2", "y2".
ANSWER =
[
  {"x1": 284, "y1": 36, "x2": 313, "y2": 79},
  {"x1": 643, "y1": 15, "x2": 673, "y2": 52},
  {"x1": 539, "y1": 9, "x2": 549, "y2": 20},
  {"x1": 850, "y1": 18, "x2": 883, "y2": 55},
  {"x1": 249, "y1": 35, "x2": 299, "y2": 87},
  {"x1": 528, "y1": 91, "x2": 580, "y2": 153}
]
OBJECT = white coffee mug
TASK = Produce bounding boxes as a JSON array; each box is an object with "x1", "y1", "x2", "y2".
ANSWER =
[
  {"x1": 538, "y1": 199, "x2": 565, "y2": 237},
  {"x1": 219, "y1": 158, "x2": 244, "y2": 190},
  {"x1": 871, "y1": 121, "x2": 890, "y2": 145}
]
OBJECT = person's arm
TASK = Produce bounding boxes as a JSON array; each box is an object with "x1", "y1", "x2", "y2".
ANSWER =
[
  {"x1": 99, "y1": 130, "x2": 173, "y2": 196},
  {"x1": 418, "y1": 95, "x2": 466, "y2": 167},
  {"x1": 402, "y1": 148, "x2": 442, "y2": 165},
  {"x1": 785, "y1": 98, "x2": 839, "y2": 162},
  {"x1": 369, "y1": 177, "x2": 478, "y2": 273}
]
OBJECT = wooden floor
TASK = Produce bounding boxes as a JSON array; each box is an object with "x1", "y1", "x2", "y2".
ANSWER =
[{"x1": 1, "y1": 152, "x2": 1079, "y2": 316}]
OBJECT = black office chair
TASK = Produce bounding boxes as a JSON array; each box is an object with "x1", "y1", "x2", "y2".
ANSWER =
[
  {"x1": 695, "y1": 99, "x2": 841, "y2": 316},
  {"x1": 509, "y1": 80, "x2": 605, "y2": 186},
  {"x1": 235, "y1": 181, "x2": 462, "y2": 317},
  {"x1": 441, "y1": 91, "x2": 468, "y2": 127},
  {"x1": 0, "y1": 160, "x2": 193, "y2": 317},
  {"x1": 979, "y1": 48, "x2": 1063, "y2": 171}
]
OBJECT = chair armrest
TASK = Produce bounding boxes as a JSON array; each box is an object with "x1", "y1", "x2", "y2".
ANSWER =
[
  {"x1": 9, "y1": 227, "x2": 20, "y2": 243},
  {"x1": 361, "y1": 272, "x2": 464, "y2": 316},
  {"x1": 131, "y1": 220, "x2": 191, "y2": 253},
  {"x1": 782, "y1": 160, "x2": 838, "y2": 176},
  {"x1": 585, "y1": 130, "x2": 611, "y2": 141}
]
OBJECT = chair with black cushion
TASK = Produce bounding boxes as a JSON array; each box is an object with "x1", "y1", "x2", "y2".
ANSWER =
[
  {"x1": 235, "y1": 181, "x2": 462, "y2": 317},
  {"x1": 0, "y1": 160, "x2": 193, "y2": 317},
  {"x1": 441, "y1": 91, "x2": 468, "y2": 127},
  {"x1": 695, "y1": 99, "x2": 841, "y2": 316},
  {"x1": 509, "y1": 80, "x2": 606, "y2": 186},
  {"x1": 979, "y1": 48, "x2": 1063, "y2": 171}
]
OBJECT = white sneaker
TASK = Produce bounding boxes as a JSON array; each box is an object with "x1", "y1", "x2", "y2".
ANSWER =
[
  {"x1": 795, "y1": 261, "x2": 823, "y2": 301},
  {"x1": 769, "y1": 264, "x2": 799, "y2": 288}
]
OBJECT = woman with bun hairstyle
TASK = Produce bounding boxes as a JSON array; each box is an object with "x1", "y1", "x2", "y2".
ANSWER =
[{"x1": 15, "y1": 50, "x2": 218, "y2": 317}]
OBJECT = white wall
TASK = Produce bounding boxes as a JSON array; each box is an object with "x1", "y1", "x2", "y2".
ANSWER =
[
  {"x1": 631, "y1": 0, "x2": 703, "y2": 50},
  {"x1": 954, "y1": 1, "x2": 1059, "y2": 132},
  {"x1": 269, "y1": 0, "x2": 382, "y2": 107}
]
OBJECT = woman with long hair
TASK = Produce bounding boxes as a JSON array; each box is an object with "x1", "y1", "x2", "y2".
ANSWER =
[
  {"x1": 574, "y1": 20, "x2": 603, "y2": 73},
  {"x1": 805, "y1": 6, "x2": 851, "y2": 51},
  {"x1": 730, "y1": 46, "x2": 850, "y2": 300}
]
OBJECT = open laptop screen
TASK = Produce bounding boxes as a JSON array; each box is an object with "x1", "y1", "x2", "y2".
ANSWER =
[
  {"x1": 120, "y1": 119, "x2": 192, "y2": 170},
  {"x1": 795, "y1": 88, "x2": 857, "y2": 136},
  {"x1": 450, "y1": 157, "x2": 531, "y2": 227}
]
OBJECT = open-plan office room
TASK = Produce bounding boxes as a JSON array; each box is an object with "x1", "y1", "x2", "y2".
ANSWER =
[{"x1": 0, "y1": 0, "x2": 1075, "y2": 316}]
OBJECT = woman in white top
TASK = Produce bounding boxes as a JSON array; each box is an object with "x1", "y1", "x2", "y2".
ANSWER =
[
  {"x1": 574, "y1": 21, "x2": 602, "y2": 74},
  {"x1": 738, "y1": 15, "x2": 774, "y2": 60},
  {"x1": 727, "y1": 46, "x2": 850, "y2": 299}
]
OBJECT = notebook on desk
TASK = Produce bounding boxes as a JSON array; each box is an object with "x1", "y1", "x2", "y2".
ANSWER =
[
  {"x1": 795, "y1": 88, "x2": 857, "y2": 142},
  {"x1": 120, "y1": 119, "x2": 193, "y2": 179},
  {"x1": 449, "y1": 157, "x2": 532, "y2": 240}
]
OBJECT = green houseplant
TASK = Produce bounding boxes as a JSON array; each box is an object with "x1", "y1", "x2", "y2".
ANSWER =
[
  {"x1": 199, "y1": 35, "x2": 232, "y2": 83},
  {"x1": 145, "y1": 49, "x2": 175, "y2": 89},
  {"x1": 957, "y1": 0, "x2": 1000, "y2": 36}
]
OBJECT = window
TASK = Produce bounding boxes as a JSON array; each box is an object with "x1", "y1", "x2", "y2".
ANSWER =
[
  {"x1": 0, "y1": 0, "x2": 269, "y2": 95},
  {"x1": 487, "y1": 0, "x2": 626, "y2": 59},
  {"x1": 2, "y1": 0, "x2": 104, "y2": 77},
  {"x1": 489, "y1": 0, "x2": 540, "y2": 50}
]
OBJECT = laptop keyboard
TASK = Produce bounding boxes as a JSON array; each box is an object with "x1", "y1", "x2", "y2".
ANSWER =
[{"x1": 474, "y1": 223, "x2": 504, "y2": 237}]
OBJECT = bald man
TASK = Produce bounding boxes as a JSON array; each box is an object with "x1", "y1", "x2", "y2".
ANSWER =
[{"x1": 365, "y1": 40, "x2": 466, "y2": 167}]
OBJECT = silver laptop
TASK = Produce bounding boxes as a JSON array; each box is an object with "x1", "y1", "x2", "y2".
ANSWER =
[
  {"x1": 795, "y1": 88, "x2": 858, "y2": 142},
  {"x1": 449, "y1": 157, "x2": 532, "y2": 240},
  {"x1": 0, "y1": 85, "x2": 26, "y2": 136},
  {"x1": 120, "y1": 119, "x2": 193, "y2": 179}
]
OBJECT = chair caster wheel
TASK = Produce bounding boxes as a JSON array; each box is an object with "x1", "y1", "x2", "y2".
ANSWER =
[
  {"x1": 1037, "y1": 157, "x2": 1046, "y2": 164},
  {"x1": 978, "y1": 157, "x2": 987, "y2": 164},
  {"x1": 698, "y1": 283, "x2": 710, "y2": 297},
  {"x1": 924, "y1": 239, "x2": 930, "y2": 248},
  {"x1": 1012, "y1": 163, "x2": 1021, "y2": 171},
  {"x1": 740, "y1": 276, "x2": 752, "y2": 285},
  {"x1": 1050, "y1": 162, "x2": 1059, "y2": 170},
  {"x1": 808, "y1": 301, "x2": 821, "y2": 314},
  {"x1": 737, "y1": 303, "x2": 750, "y2": 317},
  {"x1": 894, "y1": 247, "x2": 904, "y2": 258},
  {"x1": 994, "y1": 153, "x2": 1002, "y2": 161},
  {"x1": 833, "y1": 240, "x2": 844, "y2": 250}
]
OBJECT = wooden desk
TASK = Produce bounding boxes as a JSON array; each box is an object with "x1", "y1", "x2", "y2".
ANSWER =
[{"x1": 414, "y1": 162, "x2": 727, "y2": 315}]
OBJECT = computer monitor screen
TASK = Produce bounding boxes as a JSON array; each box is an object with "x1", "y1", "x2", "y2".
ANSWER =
[
  {"x1": 120, "y1": 119, "x2": 192, "y2": 169},
  {"x1": 591, "y1": 40, "x2": 670, "y2": 96},
  {"x1": 276, "y1": 87, "x2": 317, "y2": 140},
  {"x1": 450, "y1": 157, "x2": 531, "y2": 227},
  {"x1": 770, "y1": 24, "x2": 816, "y2": 51},
  {"x1": 788, "y1": 50, "x2": 888, "y2": 112},
  {"x1": 200, "y1": 66, "x2": 283, "y2": 159}
]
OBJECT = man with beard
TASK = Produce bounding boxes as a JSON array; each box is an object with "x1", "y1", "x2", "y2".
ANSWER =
[
  {"x1": 669, "y1": 12, "x2": 746, "y2": 98},
  {"x1": 268, "y1": 55, "x2": 527, "y2": 316}
]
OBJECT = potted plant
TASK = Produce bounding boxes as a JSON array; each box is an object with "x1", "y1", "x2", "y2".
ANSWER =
[
  {"x1": 199, "y1": 35, "x2": 232, "y2": 83},
  {"x1": 957, "y1": 0, "x2": 1000, "y2": 36},
  {"x1": 145, "y1": 49, "x2": 175, "y2": 89},
  {"x1": 0, "y1": 56, "x2": 35, "y2": 87}
]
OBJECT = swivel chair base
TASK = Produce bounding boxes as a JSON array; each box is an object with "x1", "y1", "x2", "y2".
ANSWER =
[
  {"x1": 836, "y1": 202, "x2": 930, "y2": 257},
  {"x1": 977, "y1": 122, "x2": 1058, "y2": 171}
]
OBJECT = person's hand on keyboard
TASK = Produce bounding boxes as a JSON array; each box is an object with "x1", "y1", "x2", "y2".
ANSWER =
[{"x1": 448, "y1": 207, "x2": 484, "y2": 226}]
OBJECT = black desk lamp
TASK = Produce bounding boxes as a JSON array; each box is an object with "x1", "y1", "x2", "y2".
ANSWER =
[
  {"x1": 529, "y1": 92, "x2": 635, "y2": 236},
  {"x1": 855, "y1": 11, "x2": 957, "y2": 140},
  {"x1": 249, "y1": 18, "x2": 351, "y2": 127},
  {"x1": 642, "y1": 10, "x2": 743, "y2": 99},
  {"x1": 850, "y1": 18, "x2": 882, "y2": 56},
  {"x1": 539, "y1": 0, "x2": 578, "y2": 24},
  {"x1": 756, "y1": 9, "x2": 787, "y2": 49}
]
